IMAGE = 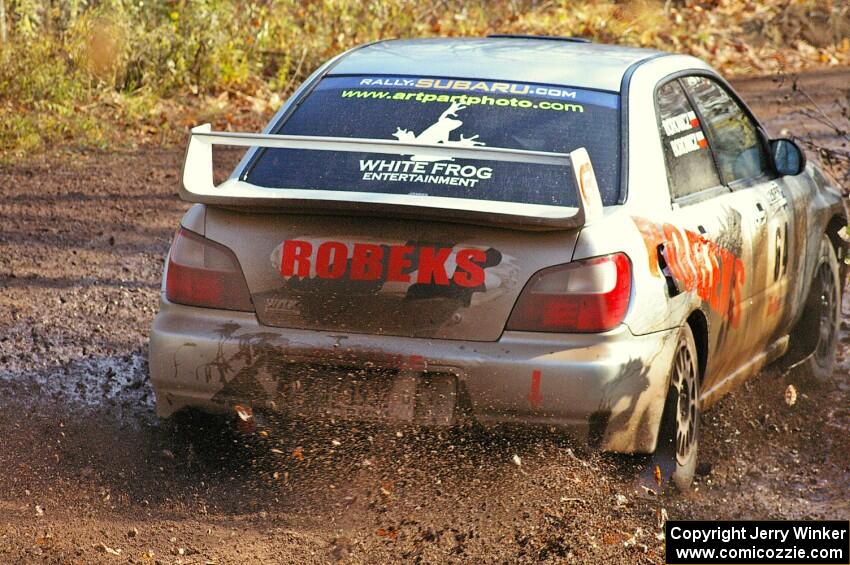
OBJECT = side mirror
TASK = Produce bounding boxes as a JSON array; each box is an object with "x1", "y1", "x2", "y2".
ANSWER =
[{"x1": 770, "y1": 138, "x2": 806, "y2": 177}]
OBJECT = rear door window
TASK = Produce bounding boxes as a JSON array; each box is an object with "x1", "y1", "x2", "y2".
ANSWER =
[
  {"x1": 682, "y1": 76, "x2": 770, "y2": 185},
  {"x1": 245, "y1": 76, "x2": 621, "y2": 207},
  {"x1": 656, "y1": 79, "x2": 721, "y2": 200}
]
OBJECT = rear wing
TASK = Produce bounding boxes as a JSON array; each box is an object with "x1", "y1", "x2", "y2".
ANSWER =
[{"x1": 180, "y1": 124, "x2": 604, "y2": 231}]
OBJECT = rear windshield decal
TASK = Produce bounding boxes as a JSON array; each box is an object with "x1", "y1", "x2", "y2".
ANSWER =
[
  {"x1": 246, "y1": 75, "x2": 622, "y2": 207},
  {"x1": 362, "y1": 102, "x2": 492, "y2": 188},
  {"x1": 320, "y1": 75, "x2": 618, "y2": 108},
  {"x1": 392, "y1": 102, "x2": 484, "y2": 156}
]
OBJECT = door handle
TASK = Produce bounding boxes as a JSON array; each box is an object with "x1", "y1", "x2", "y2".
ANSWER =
[
  {"x1": 657, "y1": 244, "x2": 681, "y2": 297},
  {"x1": 755, "y1": 202, "x2": 767, "y2": 225}
]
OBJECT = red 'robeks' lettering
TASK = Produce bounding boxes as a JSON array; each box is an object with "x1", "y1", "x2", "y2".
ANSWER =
[
  {"x1": 316, "y1": 241, "x2": 347, "y2": 279},
  {"x1": 454, "y1": 248, "x2": 487, "y2": 287},
  {"x1": 279, "y1": 239, "x2": 488, "y2": 287},
  {"x1": 417, "y1": 247, "x2": 452, "y2": 285},
  {"x1": 387, "y1": 245, "x2": 414, "y2": 282},
  {"x1": 281, "y1": 240, "x2": 312, "y2": 277},
  {"x1": 351, "y1": 243, "x2": 384, "y2": 280}
]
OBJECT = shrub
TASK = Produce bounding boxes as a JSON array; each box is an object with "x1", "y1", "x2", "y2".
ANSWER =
[{"x1": 0, "y1": 0, "x2": 848, "y2": 156}]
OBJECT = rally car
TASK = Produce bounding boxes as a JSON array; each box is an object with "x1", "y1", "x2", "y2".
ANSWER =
[{"x1": 150, "y1": 36, "x2": 847, "y2": 489}]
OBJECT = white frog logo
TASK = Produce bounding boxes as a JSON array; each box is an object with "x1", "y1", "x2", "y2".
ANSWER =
[{"x1": 392, "y1": 102, "x2": 484, "y2": 161}]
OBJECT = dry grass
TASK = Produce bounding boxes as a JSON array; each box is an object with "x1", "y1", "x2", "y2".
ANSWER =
[{"x1": 0, "y1": 0, "x2": 848, "y2": 157}]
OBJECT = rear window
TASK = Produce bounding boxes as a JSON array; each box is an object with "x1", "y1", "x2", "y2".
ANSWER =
[{"x1": 245, "y1": 75, "x2": 621, "y2": 207}]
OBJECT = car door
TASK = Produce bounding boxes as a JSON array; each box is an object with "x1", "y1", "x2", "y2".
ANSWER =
[
  {"x1": 681, "y1": 75, "x2": 794, "y2": 357},
  {"x1": 651, "y1": 77, "x2": 766, "y2": 394}
]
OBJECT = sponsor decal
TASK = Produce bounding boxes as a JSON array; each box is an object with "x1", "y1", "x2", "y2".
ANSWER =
[
  {"x1": 661, "y1": 110, "x2": 707, "y2": 158},
  {"x1": 661, "y1": 111, "x2": 699, "y2": 136},
  {"x1": 765, "y1": 182, "x2": 788, "y2": 208},
  {"x1": 355, "y1": 76, "x2": 580, "y2": 100},
  {"x1": 316, "y1": 75, "x2": 619, "y2": 108},
  {"x1": 303, "y1": 76, "x2": 619, "y2": 196},
  {"x1": 359, "y1": 101, "x2": 493, "y2": 187},
  {"x1": 670, "y1": 131, "x2": 708, "y2": 157},
  {"x1": 634, "y1": 218, "x2": 745, "y2": 325},
  {"x1": 359, "y1": 159, "x2": 492, "y2": 187},
  {"x1": 278, "y1": 238, "x2": 488, "y2": 288},
  {"x1": 391, "y1": 101, "x2": 484, "y2": 161},
  {"x1": 263, "y1": 297, "x2": 299, "y2": 315},
  {"x1": 340, "y1": 89, "x2": 587, "y2": 112}
]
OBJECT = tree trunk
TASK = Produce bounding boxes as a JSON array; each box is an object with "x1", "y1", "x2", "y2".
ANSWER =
[{"x1": 0, "y1": 0, "x2": 7, "y2": 44}]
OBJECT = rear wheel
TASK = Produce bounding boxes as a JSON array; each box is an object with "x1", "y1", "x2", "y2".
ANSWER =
[
  {"x1": 789, "y1": 235, "x2": 841, "y2": 382},
  {"x1": 651, "y1": 323, "x2": 700, "y2": 492}
]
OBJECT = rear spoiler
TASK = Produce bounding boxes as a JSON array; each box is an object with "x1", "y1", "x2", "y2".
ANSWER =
[{"x1": 180, "y1": 124, "x2": 604, "y2": 231}]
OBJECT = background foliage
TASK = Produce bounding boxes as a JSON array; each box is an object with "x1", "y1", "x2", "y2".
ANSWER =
[{"x1": 0, "y1": 0, "x2": 849, "y2": 156}]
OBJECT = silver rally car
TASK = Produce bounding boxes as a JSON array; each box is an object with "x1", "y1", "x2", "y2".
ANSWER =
[{"x1": 150, "y1": 36, "x2": 847, "y2": 488}]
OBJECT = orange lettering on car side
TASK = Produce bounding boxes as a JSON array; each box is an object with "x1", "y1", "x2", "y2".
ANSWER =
[{"x1": 633, "y1": 217, "x2": 746, "y2": 324}]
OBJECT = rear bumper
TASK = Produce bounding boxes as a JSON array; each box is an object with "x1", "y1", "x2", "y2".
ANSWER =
[{"x1": 149, "y1": 298, "x2": 678, "y2": 454}]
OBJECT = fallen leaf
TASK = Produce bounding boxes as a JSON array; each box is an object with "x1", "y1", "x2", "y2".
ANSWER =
[
  {"x1": 602, "y1": 532, "x2": 627, "y2": 545},
  {"x1": 376, "y1": 527, "x2": 398, "y2": 540},
  {"x1": 654, "y1": 465, "x2": 662, "y2": 487},
  {"x1": 657, "y1": 507, "x2": 669, "y2": 528},
  {"x1": 785, "y1": 384, "x2": 798, "y2": 406},
  {"x1": 94, "y1": 543, "x2": 122, "y2": 556},
  {"x1": 292, "y1": 447, "x2": 304, "y2": 461},
  {"x1": 512, "y1": 454, "x2": 522, "y2": 466},
  {"x1": 624, "y1": 527, "x2": 644, "y2": 548},
  {"x1": 234, "y1": 404, "x2": 252, "y2": 422}
]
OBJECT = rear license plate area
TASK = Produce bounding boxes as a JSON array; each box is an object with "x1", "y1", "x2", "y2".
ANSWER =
[{"x1": 278, "y1": 365, "x2": 457, "y2": 425}]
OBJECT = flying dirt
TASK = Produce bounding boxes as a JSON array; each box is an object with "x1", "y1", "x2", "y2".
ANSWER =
[{"x1": 0, "y1": 69, "x2": 848, "y2": 564}]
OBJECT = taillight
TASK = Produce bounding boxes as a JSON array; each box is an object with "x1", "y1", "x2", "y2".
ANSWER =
[
  {"x1": 506, "y1": 253, "x2": 631, "y2": 333},
  {"x1": 165, "y1": 227, "x2": 254, "y2": 312}
]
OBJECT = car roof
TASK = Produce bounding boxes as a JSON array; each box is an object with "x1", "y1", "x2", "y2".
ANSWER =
[{"x1": 328, "y1": 37, "x2": 668, "y2": 92}]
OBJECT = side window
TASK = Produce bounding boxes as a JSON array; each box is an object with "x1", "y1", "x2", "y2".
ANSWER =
[
  {"x1": 656, "y1": 80, "x2": 721, "y2": 199},
  {"x1": 683, "y1": 76, "x2": 769, "y2": 184}
]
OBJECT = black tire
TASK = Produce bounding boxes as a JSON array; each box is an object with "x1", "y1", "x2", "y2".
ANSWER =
[
  {"x1": 651, "y1": 323, "x2": 700, "y2": 492},
  {"x1": 797, "y1": 235, "x2": 842, "y2": 382},
  {"x1": 805, "y1": 235, "x2": 841, "y2": 382}
]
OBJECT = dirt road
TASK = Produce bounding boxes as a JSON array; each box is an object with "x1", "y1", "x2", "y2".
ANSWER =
[{"x1": 1, "y1": 69, "x2": 848, "y2": 564}]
